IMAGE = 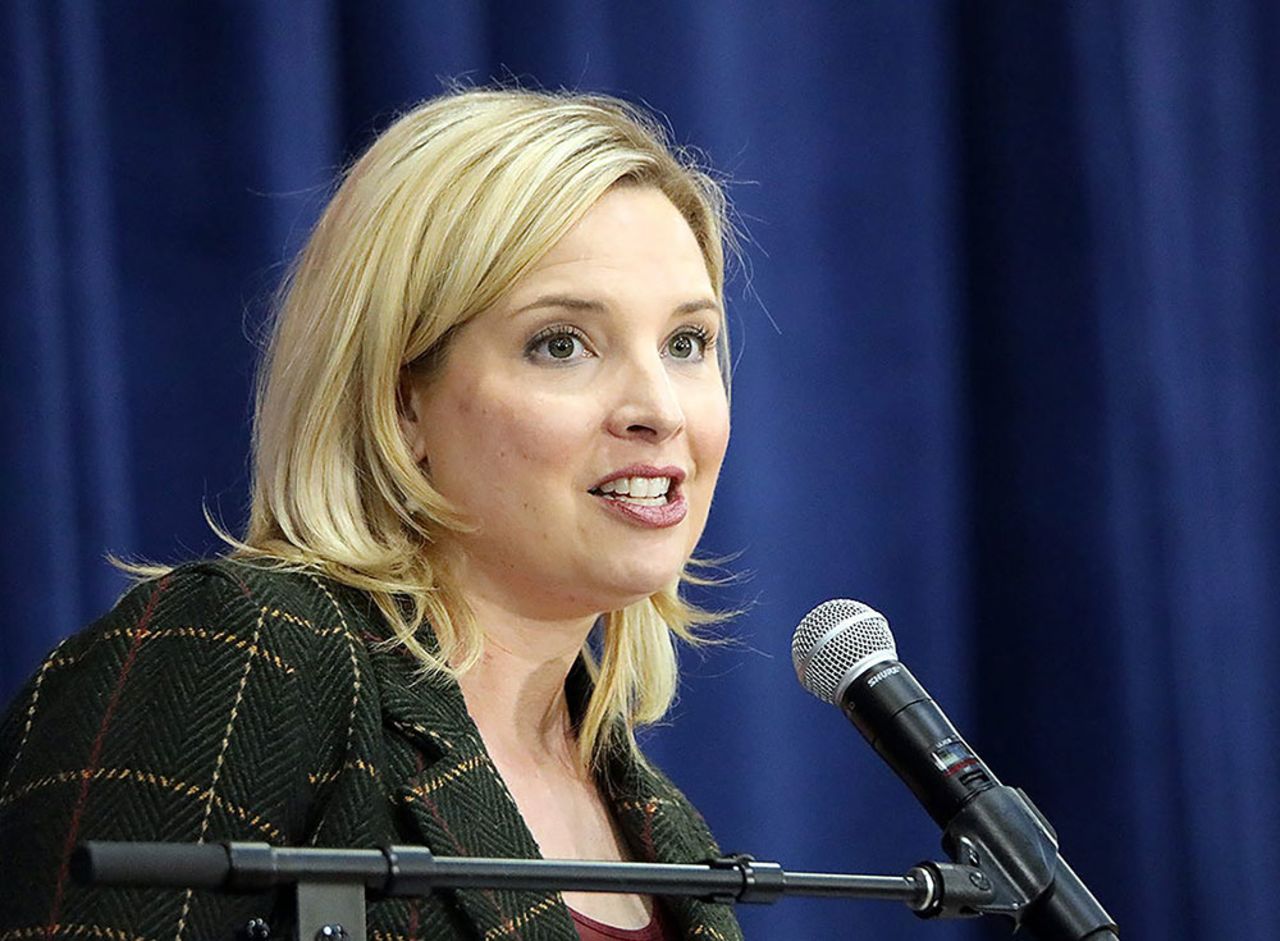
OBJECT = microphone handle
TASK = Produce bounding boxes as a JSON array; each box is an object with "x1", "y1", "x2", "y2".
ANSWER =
[
  {"x1": 842, "y1": 660, "x2": 999, "y2": 827},
  {"x1": 841, "y1": 661, "x2": 1119, "y2": 940},
  {"x1": 1021, "y1": 854, "x2": 1120, "y2": 941}
]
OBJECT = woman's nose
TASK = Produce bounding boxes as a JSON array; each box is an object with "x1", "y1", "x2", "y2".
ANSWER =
[{"x1": 606, "y1": 355, "x2": 685, "y2": 442}]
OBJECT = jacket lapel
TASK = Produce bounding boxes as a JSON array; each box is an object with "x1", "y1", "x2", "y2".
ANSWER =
[
  {"x1": 360, "y1": 613, "x2": 742, "y2": 941},
  {"x1": 606, "y1": 746, "x2": 745, "y2": 941},
  {"x1": 368, "y1": 640, "x2": 580, "y2": 940}
]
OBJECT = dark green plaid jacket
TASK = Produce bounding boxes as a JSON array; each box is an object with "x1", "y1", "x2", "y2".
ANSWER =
[{"x1": 0, "y1": 560, "x2": 743, "y2": 941}]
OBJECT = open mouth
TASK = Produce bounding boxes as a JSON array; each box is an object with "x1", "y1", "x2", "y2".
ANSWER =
[
  {"x1": 588, "y1": 474, "x2": 678, "y2": 506},
  {"x1": 587, "y1": 467, "x2": 689, "y2": 528}
]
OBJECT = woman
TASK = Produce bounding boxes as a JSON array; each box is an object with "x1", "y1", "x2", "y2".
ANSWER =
[{"x1": 0, "y1": 88, "x2": 741, "y2": 941}]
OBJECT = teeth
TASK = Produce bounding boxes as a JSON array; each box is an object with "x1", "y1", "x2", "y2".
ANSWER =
[
  {"x1": 613, "y1": 495, "x2": 666, "y2": 506},
  {"x1": 596, "y1": 476, "x2": 673, "y2": 500}
]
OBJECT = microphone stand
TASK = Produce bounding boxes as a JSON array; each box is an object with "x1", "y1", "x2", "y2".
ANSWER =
[{"x1": 74, "y1": 841, "x2": 1005, "y2": 941}]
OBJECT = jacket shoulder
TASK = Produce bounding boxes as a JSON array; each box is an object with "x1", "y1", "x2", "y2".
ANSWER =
[{"x1": 0, "y1": 558, "x2": 385, "y2": 941}]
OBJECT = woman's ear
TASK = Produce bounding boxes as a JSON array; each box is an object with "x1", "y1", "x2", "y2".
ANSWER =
[{"x1": 397, "y1": 371, "x2": 430, "y2": 465}]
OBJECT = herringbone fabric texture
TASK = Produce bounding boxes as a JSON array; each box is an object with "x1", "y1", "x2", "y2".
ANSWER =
[{"x1": 0, "y1": 560, "x2": 743, "y2": 941}]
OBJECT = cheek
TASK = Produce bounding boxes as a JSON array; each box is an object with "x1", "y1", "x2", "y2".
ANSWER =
[
  {"x1": 691, "y1": 391, "x2": 732, "y2": 473},
  {"x1": 455, "y1": 389, "x2": 591, "y2": 489}
]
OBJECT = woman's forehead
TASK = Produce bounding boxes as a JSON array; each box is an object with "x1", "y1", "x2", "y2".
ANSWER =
[{"x1": 501, "y1": 189, "x2": 715, "y2": 305}]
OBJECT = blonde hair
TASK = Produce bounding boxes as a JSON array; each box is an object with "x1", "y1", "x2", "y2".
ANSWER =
[{"x1": 222, "y1": 87, "x2": 733, "y2": 770}]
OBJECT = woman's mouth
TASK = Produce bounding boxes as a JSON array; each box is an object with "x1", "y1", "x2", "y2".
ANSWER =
[
  {"x1": 588, "y1": 469, "x2": 689, "y2": 528},
  {"x1": 592, "y1": 474, "x2": 673, "y2": 505}
]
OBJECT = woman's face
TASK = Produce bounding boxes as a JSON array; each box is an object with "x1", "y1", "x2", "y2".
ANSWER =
[{"x1": 400, "y1": 185, "x2": 731, "y2": 621}]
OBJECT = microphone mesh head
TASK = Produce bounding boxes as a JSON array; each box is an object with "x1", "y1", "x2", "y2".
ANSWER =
[{"x1": 792, "y1": 599, "x2": 897, "y2": 704}]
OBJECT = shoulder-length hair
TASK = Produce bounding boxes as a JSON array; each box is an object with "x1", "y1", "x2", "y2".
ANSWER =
[{"x1": 224, "y1": 87, "x2": 733, "y2": 770}]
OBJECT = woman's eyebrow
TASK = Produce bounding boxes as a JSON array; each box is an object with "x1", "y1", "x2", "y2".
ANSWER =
[
  {"x1": 512, "y1": 294, "x2": 607, "y2": 316},
  {"x1": 672, "y1": 298, "x2": 722, "y2": 316},
  {"x1": 510, "y1": 294, "x2": 722, "y2": 317}
]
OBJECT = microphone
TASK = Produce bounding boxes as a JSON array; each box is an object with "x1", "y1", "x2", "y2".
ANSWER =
[{"x1": 792, "y1": 599, "x2": 1119, "y2": 940}]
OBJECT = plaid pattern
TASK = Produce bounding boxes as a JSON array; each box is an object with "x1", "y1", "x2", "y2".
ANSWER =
[{"x1": 0, "y1": 561, "x2": 743, "y2": 941}]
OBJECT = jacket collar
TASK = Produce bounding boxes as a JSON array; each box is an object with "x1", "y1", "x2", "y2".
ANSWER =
[
  {"x1": 368, "y1": 637, "x2": 572, "y2": 938},
  {"x1": 365, "y1": 616, "x2": 742, "y2": 940}
]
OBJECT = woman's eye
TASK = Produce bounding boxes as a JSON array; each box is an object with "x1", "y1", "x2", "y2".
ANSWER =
[
  {"x1": 666, "y1": 329, "x2": 709, "y2": 361},
  {"x1": 527, "y1": 328, "x2": 590, "y2": 362}
]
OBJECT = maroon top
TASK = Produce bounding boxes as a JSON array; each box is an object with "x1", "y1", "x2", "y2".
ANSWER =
[{"x1": 568, "y1": 903, "x2": 676, "y2": 941}]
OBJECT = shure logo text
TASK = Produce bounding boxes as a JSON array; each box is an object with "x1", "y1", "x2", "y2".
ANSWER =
[{"x1": 866, "y1": 665, "x2": 901, "y2": 688}]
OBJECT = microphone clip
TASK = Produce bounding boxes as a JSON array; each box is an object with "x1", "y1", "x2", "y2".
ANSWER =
[
  {"x1": 936, "y1": 784, "x2": 1060, "y2": 921},
  {"x1": 916, "y1": 783, "x2": 1119, "y2": 938},
  {"x1": 906, "y1": 784, "x2": 1058, "y2": 921}
]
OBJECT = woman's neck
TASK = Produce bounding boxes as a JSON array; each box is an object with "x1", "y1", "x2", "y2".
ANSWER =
[{"x1": 454, "y1": 589, "x2": 598, "y2": 765}]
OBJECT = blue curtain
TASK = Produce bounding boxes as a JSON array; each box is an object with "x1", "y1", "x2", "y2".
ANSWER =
[{"x1": 4, "y1": 2, "x2": 1277, "y2": 939}]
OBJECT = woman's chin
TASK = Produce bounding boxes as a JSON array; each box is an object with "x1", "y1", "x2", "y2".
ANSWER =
[{"x1": 595, "y1": 569, "x2": 684, "y2": 611}]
